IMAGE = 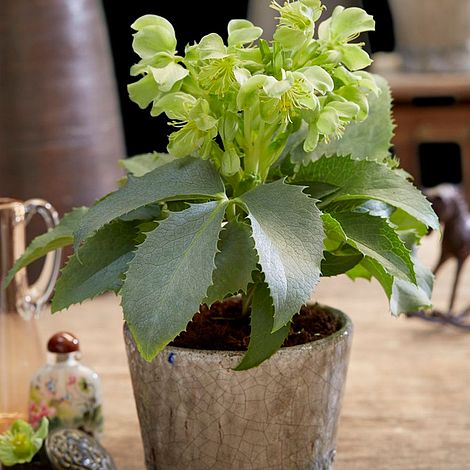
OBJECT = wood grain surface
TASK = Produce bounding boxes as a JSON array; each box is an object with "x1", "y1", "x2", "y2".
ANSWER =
[{"x1": 36, "y1": 231, "x2": 470, "y2": 469}]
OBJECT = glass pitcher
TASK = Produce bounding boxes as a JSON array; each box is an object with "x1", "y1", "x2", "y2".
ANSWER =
[{"x1": 0, "y1": 198, "x2": 62, "y2": 432}]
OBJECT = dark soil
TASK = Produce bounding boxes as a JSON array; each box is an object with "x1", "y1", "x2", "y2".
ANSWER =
[{"x1": 170, "y1": 298, "x2": 342, "y2": 351}]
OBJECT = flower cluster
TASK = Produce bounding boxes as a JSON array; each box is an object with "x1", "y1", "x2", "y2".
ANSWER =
[{"x1": 128, "y1": 0, "x2": 376, "y2": 192}]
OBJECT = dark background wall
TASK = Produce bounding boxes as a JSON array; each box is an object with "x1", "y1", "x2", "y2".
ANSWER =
[
  {"x1": 102, "y1": 1, "x2": 394, "y2": 157},
  {"x1": 362, "y1": 0, "x2": 394, "y2": 53}
]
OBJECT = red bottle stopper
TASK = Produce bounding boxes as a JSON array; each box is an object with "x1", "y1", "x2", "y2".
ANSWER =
[{"x1": 47, "y1": 332, "x2": 80, "y2": 353}]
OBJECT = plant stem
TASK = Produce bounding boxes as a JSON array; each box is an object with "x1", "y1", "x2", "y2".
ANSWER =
[
  {"x1": 226, "y1": 202, "x2": 237, "y2": 221},
  {"x1": 241, "y1": 286, "x2": 255, "y2": 316}
]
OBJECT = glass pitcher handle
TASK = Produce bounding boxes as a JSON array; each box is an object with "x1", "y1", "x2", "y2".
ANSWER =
[{"x1": 23, "y1": 199, "x2": 62, "y2": 316}]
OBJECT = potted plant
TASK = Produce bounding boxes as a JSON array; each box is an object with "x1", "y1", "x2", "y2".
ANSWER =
[{"x1": 6, "y1": 1, "x2": 438, "y2": 468}]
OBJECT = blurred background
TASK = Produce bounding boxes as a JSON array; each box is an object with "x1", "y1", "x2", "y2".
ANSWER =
[{"x1": 1, "y1": 0, "x2": 469, "y2": 213}]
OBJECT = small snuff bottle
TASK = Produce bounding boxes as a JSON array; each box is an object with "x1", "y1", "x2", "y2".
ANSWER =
[{"x1": 28, "y1": 332, "x2": 103, "y2": 438}]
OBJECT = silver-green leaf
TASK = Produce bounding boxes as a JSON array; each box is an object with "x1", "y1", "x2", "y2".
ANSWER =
[
  {"x1": 391, "y1": 258, "x2": 434, "y2": 315},
  {"x1": 205, "y1": 220, "x2": 258, "y2": 305},
  {"x1": 239, "y1": 180, "x2": 324, "y2": 331},
  {"x1": 75, "y1": 157, "x2": 225, "y2": 248},
  {"x1": 294, "y1": 155, "x2": 439, "y2": 230},
  {"x1": 234, "y1": 282, "x2": 290, "y2": 371},
  {"x1": 350, "y1": 256, "x2": 433, "y2": 315},
  {"x1": 52, "y1": 220, "x2": 140, "y2": 312},
  {"x1": 331, "y1": 211, "x2": 416, "y2": 283},
  {"x1": 122, "y1": 200, "x2": 228, "y2": 360}
]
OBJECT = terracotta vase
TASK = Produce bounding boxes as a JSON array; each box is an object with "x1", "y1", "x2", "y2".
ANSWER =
[
  {"x1": 0, "y1": 0, "x2": 125, "y2": 215},
  {"x1": 124, "y1": 305, "x2": 353, "y2": 470}
]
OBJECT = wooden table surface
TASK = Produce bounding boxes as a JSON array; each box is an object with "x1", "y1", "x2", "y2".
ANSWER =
[{"x1": 37, "y1": 232, "x2": 470, "y2": 470}]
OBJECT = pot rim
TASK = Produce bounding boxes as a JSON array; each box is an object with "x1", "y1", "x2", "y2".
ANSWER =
[{"x1": 124, "y1": 303, "x2": 353, "y2": 359}]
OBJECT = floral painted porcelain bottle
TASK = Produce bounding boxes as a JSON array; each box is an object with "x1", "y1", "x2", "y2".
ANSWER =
[{"x1": 28, "y1": 332, "x2": 103, "y2": 438}]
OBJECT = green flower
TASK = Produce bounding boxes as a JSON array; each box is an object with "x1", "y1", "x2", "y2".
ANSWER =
[
  {"x1": 198, "y1": 56, "x2": 239, "y2": 96},
  {"x1": 0, "y1": 418, "x2": 48, "y2": 466},
  {"x1": 272, "y1": 0, "x2": 324, "y2": 50}
]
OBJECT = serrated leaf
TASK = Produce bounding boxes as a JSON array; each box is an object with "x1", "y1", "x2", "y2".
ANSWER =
[
  {"x1": 234, "y1": 283, "x2": 289, "y2": 371},
  {"x1": 391, "y1": 258, "x2": 434, "y2": 315},
  {"x1": 360, "y1": 256, "x2": 392, "y2": 297},
  {"x1": 122, "y1": 200, "x2": 228, "y2": 360},
  {"x1": 118, "y1": 204, "x2": 161, "y2": 222},
  {"x1": 325, "y1": 199, "x2": 395, "y2": 219},
  {"x1": 389, "y1": 208, "x2": 429, "y2": 249},
  {"x1": 294, "y1": 155, "x2": 439, "y2": 230},
  {"x1": 119, "y1": 152, "x2": 177, "y2": 177},
  {"x1": 51, "y1": 220, "x2": 140, "y2": 312},
  {"x1": 355, "y1": 200, "x2": 395, "y2": 218},
  {"x1": 239, "y1": 180, "x2": 324, "y2": 331},
  {"x1": 355, "y1": 256, "x2": 433, "y2": 315},
  {"x1": 299, "y1": 181, "x2": 339, "y2": 200},
  {"x1": 332, "y1": 211, "x2": 415, "y2": 283},
  {"x1": 322, "y1": 212, "x2": 346, "y2": 251},
  {"x1": 205, "y1": 220, "x2": 258, "y2": 305},
  {"x1": 321, "y1": 250, "x2": 363, "y2": 277},
  {"x1": 75, "y1": 157, "x2": 225, "y2": 248},
  {"x1": 346, "y1": 261, "x2": 372, "y2": 281},
  {"x1": 3, "y1": 207, "x2": 88, "y2": 288}
]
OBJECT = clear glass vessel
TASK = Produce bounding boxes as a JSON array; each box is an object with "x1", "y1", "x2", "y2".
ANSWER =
[{"x1": 0, "y1": 198, "x2": 61, "y2": 433}]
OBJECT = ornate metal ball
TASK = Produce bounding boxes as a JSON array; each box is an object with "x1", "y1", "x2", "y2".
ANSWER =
[{"x1": 45, "y1": 429, "x2": 116, "y2": 470}]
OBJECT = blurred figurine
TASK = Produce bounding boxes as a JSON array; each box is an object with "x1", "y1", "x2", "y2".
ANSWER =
[
  {"x1": 408, "y1": 184, "x2": 470, "y2": 329},
  {"x1": 426, "y1": 183, "x2": 470, "y2": 313}
]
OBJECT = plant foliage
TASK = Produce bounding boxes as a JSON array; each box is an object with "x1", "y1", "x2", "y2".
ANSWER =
[
  {"x1": 6, "y1": 0, "x2": 438, "y2": 368},
  {"x1": 0, "y1": 418, "x2": 48, "y2": 466}
]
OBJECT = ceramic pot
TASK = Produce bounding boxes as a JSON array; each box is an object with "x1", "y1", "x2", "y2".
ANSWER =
[
  {"x1": 389, "y1": 0, "x2": 470, "y2": 72},
  {"x1": 124, "y1": 305, "x2": 353, "y2": 470},
  {"x1": 0, "y1": 0, "x2": 125, "y2": 215}
]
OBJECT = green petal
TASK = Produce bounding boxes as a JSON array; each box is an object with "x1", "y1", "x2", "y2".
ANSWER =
[{"x1": 132, "y1": 18, "x2": 177, "y2": 59}]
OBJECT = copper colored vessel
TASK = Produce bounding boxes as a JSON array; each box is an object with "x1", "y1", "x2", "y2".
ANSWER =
[{"x1": 0, "y1": 0, "x2": 125, "y2": 216}]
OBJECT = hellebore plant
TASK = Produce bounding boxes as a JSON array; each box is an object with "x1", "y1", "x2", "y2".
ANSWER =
[
  {"x1": 0, "y1": 419, "x2": 48, "y2": 467},
  {"x1": 6, "y1": 0, "x2": 438, "y2": 369}
]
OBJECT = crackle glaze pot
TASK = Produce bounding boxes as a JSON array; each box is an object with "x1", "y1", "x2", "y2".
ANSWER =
[{"x1": 124, "y1": 306, "x2": 353, "y2": 470}]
